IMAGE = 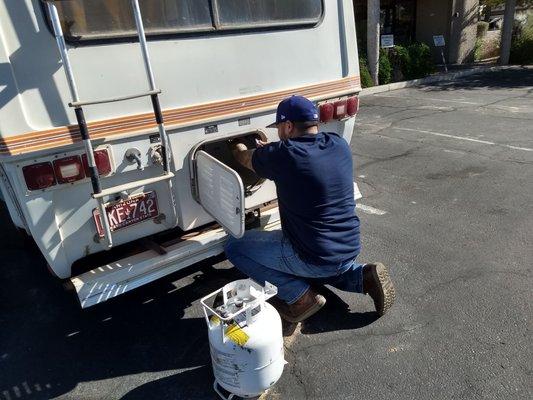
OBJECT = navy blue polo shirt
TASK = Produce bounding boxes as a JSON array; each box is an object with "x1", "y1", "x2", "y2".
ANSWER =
[{"x1": 252, "y1": 132, "x2": 360, "y2": 266}]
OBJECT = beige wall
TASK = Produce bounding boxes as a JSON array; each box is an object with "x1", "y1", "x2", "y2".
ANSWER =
[
  {"x1": 416, "y1": 0, "x2": 479, "y2": 64},
  {"x1": 416, "y1": 0, "x2": 453, "y2": 62},
  {"x1": 354, "y1": 0, "x2": 480, "y2": 65}
]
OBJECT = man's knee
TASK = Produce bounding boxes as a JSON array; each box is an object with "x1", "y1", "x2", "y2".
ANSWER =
[{"x1": 224, "y1": 235, "x2": 243, "y2": 259}]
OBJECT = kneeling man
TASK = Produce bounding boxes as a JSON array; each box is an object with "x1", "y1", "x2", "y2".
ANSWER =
[{"x1": 226, "y1": 96, "x2": 395, "y2": 322}]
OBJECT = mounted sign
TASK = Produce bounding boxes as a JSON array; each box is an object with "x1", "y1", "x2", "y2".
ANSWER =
[
  {"x1": 433, "y1": 35, "x2": 448, "y2": 72},
  {"x1": 380, "y1": 34, "x2": 394, "y2": 48},
  {"x1": 433, "y1": 35, "x2": 445, "y2": 47}
]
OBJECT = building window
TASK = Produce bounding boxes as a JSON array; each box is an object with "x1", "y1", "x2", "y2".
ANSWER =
[
  {"x1": 353, "y1": 0, "x2": 416, "y2": 54},
  {"x1": 48, "y1": 0, "x2": 323, "y2": 42},
  {"x1": 216, "y1": 0, "x2": 323, "y2": 29},
  {"x1": 380, "y1": 0, "x2": 416, "y2": 44}
]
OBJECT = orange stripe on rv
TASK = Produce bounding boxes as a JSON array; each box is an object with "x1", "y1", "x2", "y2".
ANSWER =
[{"x1": 0, "y1": 76, "x2": 360, "y2": 156}]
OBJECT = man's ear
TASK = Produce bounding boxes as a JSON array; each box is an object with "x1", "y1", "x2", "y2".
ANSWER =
[{"x1": 286, "y1": 121, "x2": 294, "y2": 137}]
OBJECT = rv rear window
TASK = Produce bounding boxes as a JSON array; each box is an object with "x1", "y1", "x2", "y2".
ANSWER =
[
  {"x1": 216, "y1": 0, "x2": 323, "y2": 29},
  {"x1": 46, "y1": 0, "x2": 323, "y2": 42},
  {"x1": 49, "y1": 0, "x2": 214, "y2": 39}
]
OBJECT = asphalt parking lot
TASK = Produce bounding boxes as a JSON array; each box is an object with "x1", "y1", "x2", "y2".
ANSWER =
[{"x1": 1, "y1": 68, "x2": 532, "y2": 400}]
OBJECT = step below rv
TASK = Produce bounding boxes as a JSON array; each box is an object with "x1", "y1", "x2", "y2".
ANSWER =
[{"x1": 70, "y1": 205, "x2": 280, "y2": 308}]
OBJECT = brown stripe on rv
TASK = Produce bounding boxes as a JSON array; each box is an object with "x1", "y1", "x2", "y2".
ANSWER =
[{"x1": 0, "y1": 76, "x2": 360, "y2": 156}]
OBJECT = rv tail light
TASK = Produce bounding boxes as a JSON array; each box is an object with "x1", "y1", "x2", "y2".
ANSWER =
[
  {"x1": 347, "y1": 96, "x2": 359, "y2": 116},
  {"x1": 23, "y1": 162, "x2": 56, "y2": 191},
  {"x1": 82, "y1": 149, "x2": 112, "y2": 177},
  {"x1": 53, "y1": 155, "x2": 85, "y2": 184},
  {"x1": 333, "y1": 99, "x2": 348, "y2": 120},
  {"x1": 319, "y1": 103, "x2": 334, "y2": 123}
]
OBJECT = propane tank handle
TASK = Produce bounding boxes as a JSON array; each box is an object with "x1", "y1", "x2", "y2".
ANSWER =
[
  {"x1": 200, "y1": 280, "x2": 277, "y2": 329},
  {"x1": 244, "y1": 280, "x2": 277, "y2": 325}
]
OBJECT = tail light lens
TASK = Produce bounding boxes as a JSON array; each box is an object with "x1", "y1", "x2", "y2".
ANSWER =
[
  {"x1": 333, "y1": 100, "x2": 348, "y2": 120},
  {"x1": 320, "y1": 96, "x2": 359, "y2": 123},
  {"x1": 347, "y1": 96, "x2": 359, "y2": 116},
  {"x1": 319, "y1": 103, "x2": 334, "y2": 123},
  {"x1": 23, "y1": 162, "x2": 56, "y2": 191},
  {"x1": 82, "y1": 149, "x2": 112, "y2": 177},
  {"x1": 53, "y1": 155, "x2": 84, "y2": 184}
]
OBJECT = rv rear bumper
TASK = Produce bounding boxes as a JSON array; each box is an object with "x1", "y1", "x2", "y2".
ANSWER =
[{"x1": 71, "y1": 207, "x2": 280, "y2": 308}]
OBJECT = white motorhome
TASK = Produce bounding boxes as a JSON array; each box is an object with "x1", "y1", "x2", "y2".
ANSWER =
[{"x1": 0, "y1": 0, "x2": 361, "y2": 307}]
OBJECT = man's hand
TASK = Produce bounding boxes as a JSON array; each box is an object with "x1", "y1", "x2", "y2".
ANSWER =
[
  {"x1": 231, "y1": 141, "x2": 255, "y2": 172},
  {"x1": 255, "y1": 138, "x2": 268, "y2": 148}
]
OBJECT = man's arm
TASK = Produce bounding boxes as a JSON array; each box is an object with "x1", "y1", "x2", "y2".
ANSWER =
[{"x1": 232, "y1": 142, "x2": 256, "y2": 172}]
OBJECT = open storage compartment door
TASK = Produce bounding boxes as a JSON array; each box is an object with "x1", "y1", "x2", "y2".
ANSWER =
[{"x1": 195, "y1": 150, "x2": 245, "y2": 238}]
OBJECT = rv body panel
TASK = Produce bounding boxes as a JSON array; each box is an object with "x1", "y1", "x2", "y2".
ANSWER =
[
  {"x1": 0, "y1": 0, "x2": 361, "y2": 291},
  {"x1": 0, "y1": 0, "x2": 358, "y2": 139}
]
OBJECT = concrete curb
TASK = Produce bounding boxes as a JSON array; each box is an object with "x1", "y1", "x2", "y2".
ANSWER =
[{"x1": 359, "y1": 65, "x2": 533, "y2": 97}]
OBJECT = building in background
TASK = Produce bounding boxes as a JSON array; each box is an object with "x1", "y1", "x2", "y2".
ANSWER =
[{"x1": 353, "y1": 0, "x2": 479, "y2": 64}]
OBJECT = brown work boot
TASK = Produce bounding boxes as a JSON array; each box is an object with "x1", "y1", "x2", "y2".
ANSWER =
[
  {"x1": 271, "y1": 289, "x2": 326, "y2": 323},
  {"x1": 363, "y1": 263, "x2": 395, "y2": 316}
]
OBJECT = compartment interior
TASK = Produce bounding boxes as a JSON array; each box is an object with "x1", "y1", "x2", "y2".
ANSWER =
[{"x1": 196, "y1": 132, "x2": 265, "y2": 195}]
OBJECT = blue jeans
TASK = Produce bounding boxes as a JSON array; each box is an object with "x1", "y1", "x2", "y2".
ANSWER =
[{"x1": 225, "y1": 230, "x2": 363, "y2": 304}]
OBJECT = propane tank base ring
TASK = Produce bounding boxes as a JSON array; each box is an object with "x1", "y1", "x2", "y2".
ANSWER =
[
  {"x1": 213, "y1": 380, "x2": 236, "y2": 400},
  {"x1": 213, "y1": 379, "x2": 263, "y2": 399}
]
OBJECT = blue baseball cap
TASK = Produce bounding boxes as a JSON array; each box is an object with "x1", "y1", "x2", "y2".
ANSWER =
[{"x1": 267, "y1": 95, "x2": 319, "y2": 128}]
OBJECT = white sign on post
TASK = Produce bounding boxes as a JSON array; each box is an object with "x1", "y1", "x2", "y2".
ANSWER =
[
  {"x1": 433, "y1": 35, "x2": 445, "y2": 47},
  {"x1": 433, "y1": 35, "x2": 448, "y2": 73},
  {"x1": 380, "y1": 34, "x2": 394, "y2": 48}
]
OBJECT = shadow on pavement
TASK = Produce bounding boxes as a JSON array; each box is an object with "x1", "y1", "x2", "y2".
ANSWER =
[
  {"x1": 299, "y1": 286, "x2": 378, "y2": 335},
  {"x1": 0, "y1": 195, "x2": 382, "y2": 399},
  {"x1": 0, "y1": 198, "x2": 244, "y2": 399},
  {"x1": 120, "y1": 365, "x2": 213, "y2": 400},
  {"x1": 421, "y1": 68, "x2": 533, "y2": 92}
]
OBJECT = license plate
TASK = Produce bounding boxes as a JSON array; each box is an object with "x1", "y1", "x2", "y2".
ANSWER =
[{"x1": 93, "y1": 192, "x2": 159, "y2": 237}]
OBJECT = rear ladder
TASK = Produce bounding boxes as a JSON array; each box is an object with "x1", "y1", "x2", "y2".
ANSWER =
[{"x1": 43, "y1": 0, "x2": 177, "y2": 248}]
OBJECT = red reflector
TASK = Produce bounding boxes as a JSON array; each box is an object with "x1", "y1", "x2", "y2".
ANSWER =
[
  {"x1": 23, "y1": 162, "x2": 56, "y2": 191},
  {"x1": 319, "y1": 103, "x2": 334, "y2": 122},
  {"x1": 53, "y1": 155, "x2": 84, "y2": 184},
  {"x1": 347, "y1": 96, "x2": 359, "y2": 116},
  {"x1": 333, "y1": 100, "x2": 348, "y2": 120},
  {"x1": 82, "y1": 150, "x2": 112, "y2": 177}
]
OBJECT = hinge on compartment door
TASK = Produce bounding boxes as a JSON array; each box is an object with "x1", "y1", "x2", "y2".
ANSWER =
[{"x1": 244, "y1": 208, "x2": 261, "y2": 229}]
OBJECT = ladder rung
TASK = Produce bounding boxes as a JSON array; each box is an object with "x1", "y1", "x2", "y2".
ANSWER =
[
  {"x1": 92, "y1": 172, "x2": 174, "y2": 199},
  {"x1": 69, "y1": 89, "x2": 161, "y2": 107}
]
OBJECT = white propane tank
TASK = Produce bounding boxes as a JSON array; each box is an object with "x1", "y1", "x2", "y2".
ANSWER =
[{"x1": 201, "y1": 279, "x2": 285, "y2": 399}]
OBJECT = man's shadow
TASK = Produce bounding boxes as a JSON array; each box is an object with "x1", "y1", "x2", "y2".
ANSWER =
[
  {"x1": 278, "y1": 286, "x2": 379, "y2": 336},
  {"x1": 120, "y1": 365, "x2": 216, "y2": 400}
]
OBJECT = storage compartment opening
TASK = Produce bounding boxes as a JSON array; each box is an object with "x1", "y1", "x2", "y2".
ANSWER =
[{"x1": 196, "y1": 131, "x2": 266, "y2": 196}]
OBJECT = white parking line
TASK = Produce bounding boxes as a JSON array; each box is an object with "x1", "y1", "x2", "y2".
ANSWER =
[
  {"x1": 373, "y1": 94, "x2": 481, "y2": 105},
  {"x1": 393, "y1": 127, "x2": 533, "y2": 152},
  {"x1": 356, "y1": 204, "x2": 388, "y2": 216},
  {"x1": 353, "y1": 182, "x2": 362, "y2": 200},
  {"x1": 488, "y1": 105, "x2": 533, "y2": 113}
]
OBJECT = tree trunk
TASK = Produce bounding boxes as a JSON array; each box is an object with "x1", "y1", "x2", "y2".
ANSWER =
[
  {"x1": 367, "y1": 0, "x2": 380, "y2": 85},
  {"x1": 500, "y1": 0, "x2": 516, "y2": 65}
]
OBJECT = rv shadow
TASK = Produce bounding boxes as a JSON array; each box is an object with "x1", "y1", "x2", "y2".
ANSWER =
[
  {"x1": 0, "y1": 200, "x2": 376, "y2": 399},
  {"x1": 0, "y1": 202, "x2": 245, "y2": 400}
]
